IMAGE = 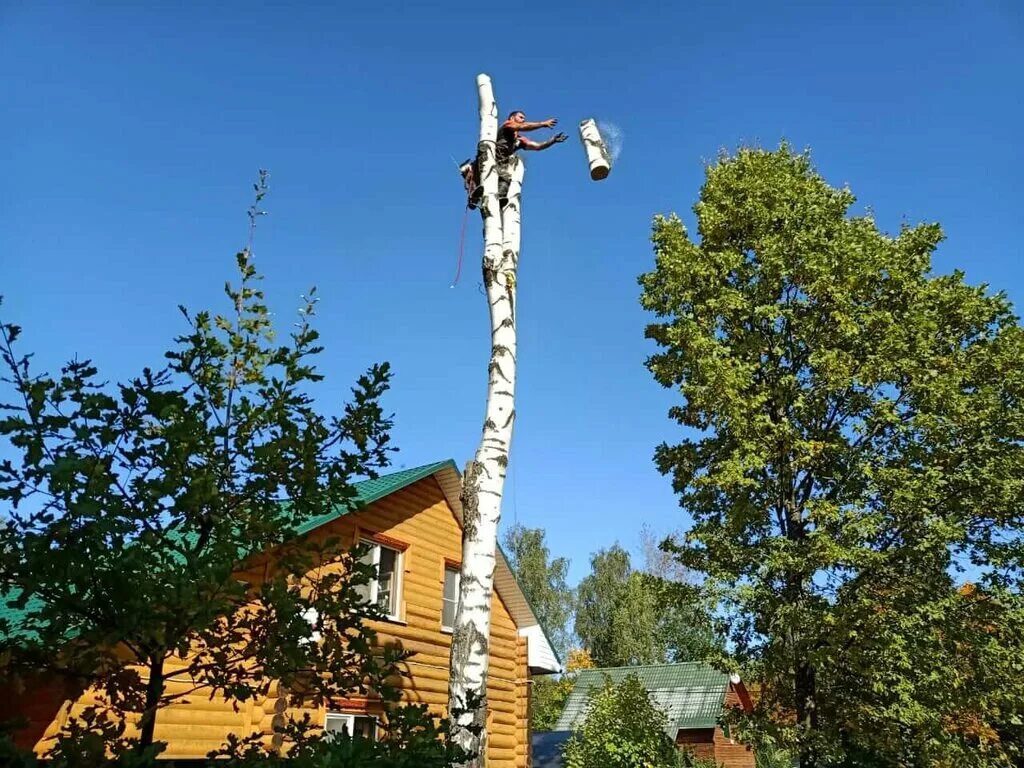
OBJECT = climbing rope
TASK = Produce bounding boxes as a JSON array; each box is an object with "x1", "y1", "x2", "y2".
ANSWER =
[{"x1": 450, "y1": 204, "x2": 470, "y2": 288}]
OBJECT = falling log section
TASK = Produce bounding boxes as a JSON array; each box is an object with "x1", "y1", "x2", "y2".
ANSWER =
[{"x1": 578, "y1": 118, "x2": 611, "y2": 180}]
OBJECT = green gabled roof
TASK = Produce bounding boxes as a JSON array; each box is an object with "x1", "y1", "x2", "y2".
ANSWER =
[
  {"x1": 554, "y1": 662, "x2": 729, "y2": 734},
  {"x1": 294, "y1": 459, "x2": 455, "y2": 536}
]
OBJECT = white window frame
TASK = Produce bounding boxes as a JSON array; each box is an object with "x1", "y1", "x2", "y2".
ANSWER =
[
  {"x1": 359, "y1": 539, "x2": 403, "y2": 621},
  {"x1": 324, "y1": 711, "x2": 377, "y2": 741},
  {"x1": 441, "y1": 565, "x2": 460, "y2": 633}
]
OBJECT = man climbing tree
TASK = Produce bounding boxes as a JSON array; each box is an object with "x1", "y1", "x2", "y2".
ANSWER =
[
  {"x1": 461, "y1": 111, "x2": 567, "y2": 208},
  {"x1": 448, "y1": 77, "x2": 569, "y2": 768}
]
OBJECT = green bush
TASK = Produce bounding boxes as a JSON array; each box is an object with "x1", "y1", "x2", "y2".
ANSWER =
[
  {"x1": 209, "y1": 702, "x2": 471, "y2": 768},
  {"x1": 564, "y1": 674, "x2": 680, "y2": 768}
]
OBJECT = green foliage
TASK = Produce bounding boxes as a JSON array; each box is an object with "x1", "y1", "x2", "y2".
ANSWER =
[
  {"x1": 528, "y1": 651, "x2": 593, "y2": 733},
  {"x1": 564, "y1": 674, "x2": 680, "y2": 768},
  {"x1": 1, "y1": 702, "x2": 474, "y2": 768},
  {"x1": 678, "y1": 755, "x2": 721, "y2": 768},
  {"x1": 502, "y1": 523, "x2": 574, "y2": 659},
  {"x1": 209, "y1": 701, "x2": 471, "y2": 768},
  {"x1": 531, "y1": 675, "x2": 575, "y2": 731},
  {"x1": 0, "y1": 173, "x2": 403, "y2": 760},
  {"x1": 575, "y1": 545, "x2": 717, "y2": 667},
  {"x1": 531, "y1": 649, "x2": 595, "y2": 732},
  {"x1": 574, "y1": 545, "x2": 631, "y2": 665},
  {"x1": 640, "y1": 145, "x2": 1024, "y2": 765}
]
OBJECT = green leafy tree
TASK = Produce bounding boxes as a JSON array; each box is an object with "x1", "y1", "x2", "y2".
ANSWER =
[
  {"x1": 564, "y1": 674, "x2": 679, "y2": 768},
  {"x1": 640, "y1": 145, "x2": 1024, "y2": 766},
  {"x1": 0, "y1": 173, "x2": 405, "y2": 762},
  {"x1": 530, "y1": 648, "x2": 595, "y2": 732},
  {"x1": 575, "y1": 545, "x2": 716, "y2": 667},
  {"x1": 574, "y1": 545, "x2": 631, "y2": 666},
  {"x1": 502, "y1": 523, "x2": 574, "y2": 659}
]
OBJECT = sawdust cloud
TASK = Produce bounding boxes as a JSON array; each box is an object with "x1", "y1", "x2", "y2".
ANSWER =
[{"x1": 596, "y1": 120, "x2": 624, "y2": 164}]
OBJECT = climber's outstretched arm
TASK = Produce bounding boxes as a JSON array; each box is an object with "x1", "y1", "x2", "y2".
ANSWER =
[
  {"x1": 519, "y1": 133, "x2": 568, "y2": 151},
  {"x1": 504, "y1": 116, "x2": 558, "y2": 132}
]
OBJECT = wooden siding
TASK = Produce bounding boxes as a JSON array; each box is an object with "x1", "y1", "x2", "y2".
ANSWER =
[
  {"x1": 675, "y1": 727, "x2": 716, "y2": 760},
  {"x1": 675, "y1": 685, "x2": 755, "y2": 768},
  {"x1": 21, "y1": 477, "x2": 530, "y2": 767},
  {"x1": 711, "y1": 684, "x2": 756, "y2": 768},
  {"x1": 0, "y1": 674, "x2": 83, "y2": 752}
]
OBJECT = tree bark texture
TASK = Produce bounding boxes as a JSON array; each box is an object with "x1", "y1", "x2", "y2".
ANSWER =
[
  {"x1": 448, "y1": 73, "x2": 524, "y2": 768},
  {"x1": 785, "y1": 492, "x2": 817, "y2": 768},
  {"x1": 136, "y1": 654, "x2": 166, "y2": 751}
]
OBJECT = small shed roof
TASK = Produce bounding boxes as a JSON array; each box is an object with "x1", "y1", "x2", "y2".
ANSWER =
[{"x1": 555, "y1": 662, "x2": 730, "y2": 734}]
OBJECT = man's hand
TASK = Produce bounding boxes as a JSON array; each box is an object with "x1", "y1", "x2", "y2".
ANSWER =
[
  {"x1": 542, "y1": 118, "x2": 558, "y2": 128},
  {"x1": 552, "y1": 132, "x2": 568, "y2": 143}
]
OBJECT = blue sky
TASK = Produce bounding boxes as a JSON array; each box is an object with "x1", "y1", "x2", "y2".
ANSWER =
[{"x1": 2, "y1": 1, "x2": 1022, "y2": 584}]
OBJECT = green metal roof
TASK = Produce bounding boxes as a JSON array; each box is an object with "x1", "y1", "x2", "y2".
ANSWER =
[
  {"x1": 554, "y1": 662, "x2": 729, "y2": 734},
  {"x1": 0, "y1": 589, "x2": 46, "y2": 642},
  {"x1": 294, "y1": 460, "x2": 455, "y2": 536}
]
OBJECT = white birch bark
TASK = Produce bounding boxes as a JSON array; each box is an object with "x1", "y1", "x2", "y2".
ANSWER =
[
  {"x1": 578, "y1": 118, "x2": 611, "y2": 180},
  {"x1": 447, "y1": 73, "x2": 524, "y2": 768}
]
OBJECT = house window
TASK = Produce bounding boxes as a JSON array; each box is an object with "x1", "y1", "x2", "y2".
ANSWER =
[
  {"x1": 442, "y1": 565, "x2": 460, "y2": 632},
  {"x1": 324, "y1": 712, "x2": 377, "y2": 741},
  {"x1": 355, "y1": 540, "x2": 402, "y2": 620}
]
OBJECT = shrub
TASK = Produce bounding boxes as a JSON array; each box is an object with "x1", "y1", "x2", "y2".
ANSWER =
[{"x1": 564, "y1": 674, "x2": 679, "y2": 768}]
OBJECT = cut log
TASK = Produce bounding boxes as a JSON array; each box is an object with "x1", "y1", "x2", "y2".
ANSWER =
[{"x1": 578, "y1": 118, "x2": 611, "y2": 180}]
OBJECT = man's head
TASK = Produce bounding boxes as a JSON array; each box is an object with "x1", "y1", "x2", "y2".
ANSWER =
[{"x1": 507, "y1": 110, "x2": 525, "y2": 122}]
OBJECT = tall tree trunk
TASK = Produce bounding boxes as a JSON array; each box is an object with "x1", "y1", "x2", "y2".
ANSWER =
[
  {"x1": 136, "y1": 654, "x2": 165, "y2": 751},
  {"x1": 448, "y1": 73, "x2": 524, "y2": 768},
  {"x1": 785, "y1": 487, "x2": 817, "y2": 768},
  {"x1": 795, "y1": 654, "x2": 818, "y2": 768}
]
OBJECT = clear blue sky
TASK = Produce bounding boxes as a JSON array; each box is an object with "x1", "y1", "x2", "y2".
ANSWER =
[{"x1": 2, "y1": 1, "x2": 1022, "y2": 584}]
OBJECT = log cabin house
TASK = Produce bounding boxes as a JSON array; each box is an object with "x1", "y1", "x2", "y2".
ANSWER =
[
  {"x1": 0, "y1": 460, "x2": 561, "y2": 766},
  {"x1": 552, "y1": 662, "x2": 755, "y2": 768}
]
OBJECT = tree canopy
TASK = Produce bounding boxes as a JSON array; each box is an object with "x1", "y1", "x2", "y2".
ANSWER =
[
  {"x1": 0, "y1": 175, "x2": 410, "y2": 762},
  {"x1": 574, "y1": 544, "x2": 716, "y2": 668},
  {"x1": 640, "y1": 145, "x2": 1024, "y2": 766}
]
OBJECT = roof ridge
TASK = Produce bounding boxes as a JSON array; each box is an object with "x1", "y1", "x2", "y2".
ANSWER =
[
  {"x1": 352, "y1": 459, "x2": 454, "y2": 486},
  {"x1": 293, "y1": 459, "x2": 456, "y2": 536},
  {"x1": 579, "y1": 661, "x2": 713, "y2": 673}
]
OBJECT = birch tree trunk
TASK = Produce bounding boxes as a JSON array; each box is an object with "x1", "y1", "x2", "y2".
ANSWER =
[{"x1": 448, "y1": 73, "x2": 524, "y2": 768}]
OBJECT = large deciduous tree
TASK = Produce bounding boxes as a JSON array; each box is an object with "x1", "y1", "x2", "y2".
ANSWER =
[
  {"x1": 640, "y1": 145, "x2": 1024, "y2": 766},
  {"x1": 502, "y1": 523, "x2": 573, "y2": 659},
  {"x1": 0, "y1": 174, "x2": 404, "y2": 762},
  {"x1": 502, "y1": 523, "x2": 577, "y2": 733},
  {"x1": 574, "y1": 545, "x2": 715, "y2": 668},
  {"x1": 574, "y1": 545, "x2": 631, "y2": 666}
]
